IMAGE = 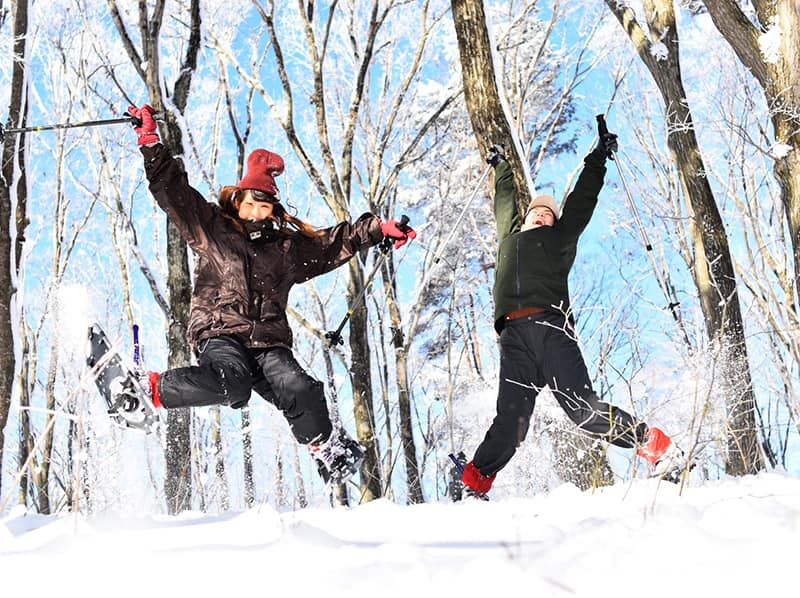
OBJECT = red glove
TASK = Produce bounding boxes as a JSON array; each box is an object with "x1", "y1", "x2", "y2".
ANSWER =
[
  {"x1": 127, "y1": 104, "x2": 160, "y2": 146},
  {"x1": 380, "y1": 218, "x2": 417, "y2": 249}
]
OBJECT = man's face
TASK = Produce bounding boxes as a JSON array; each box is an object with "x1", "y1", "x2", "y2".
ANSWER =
[
  {"x1": 521, "y1": 206, "x2": 555, "y2": 231},
  {"x1": 237, "y1": 190, "x2": 275, "y2": 222}
]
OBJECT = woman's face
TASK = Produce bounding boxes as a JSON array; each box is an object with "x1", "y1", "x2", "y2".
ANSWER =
[
  {"x1": 521, "y1": 206, "x2": 555, "y2": 231},
  {"x1": 237, "y1": 190, "x2": 275, "y2": 222}
]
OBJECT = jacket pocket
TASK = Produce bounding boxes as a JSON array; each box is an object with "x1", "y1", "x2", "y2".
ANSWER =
[{"x1": 212, "y1": 290, "x2": 244, "y2": 329}]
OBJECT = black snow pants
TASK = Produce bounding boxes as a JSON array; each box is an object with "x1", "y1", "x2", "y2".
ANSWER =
[
  {"x1": 472, "y1": 312, "x2": 648, "y2": 477},
  {"x1": 157, "y1": 335, "x2": 331, "y2": 444}
]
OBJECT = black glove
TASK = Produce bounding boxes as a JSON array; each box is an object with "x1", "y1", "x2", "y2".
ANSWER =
[
  {"x1": 486, "y1": 144, "x2": 506, "y2": 166},
  {"x1": 594, "y1": 115, "x2": 618, "y2": 160},
  {"x1": 599, "y1": 132, "x2": 618, "y2": 158}
]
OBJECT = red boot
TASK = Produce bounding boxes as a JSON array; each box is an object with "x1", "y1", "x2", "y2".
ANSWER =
[
  {"x1": 462, "y1": 461, "x2": 496, "y2": 499},
  {"x1": 147, "y1": 371, "x2": 162, "y2": 408},
  {"x1": 637, "y1": 427, "x2": 689, "y2": 482},
  {"x1": 636, "y1": 427, "x2": 672, "y2": 464}
]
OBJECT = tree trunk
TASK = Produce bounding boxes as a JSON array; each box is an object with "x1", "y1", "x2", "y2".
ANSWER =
[
  {"x1": 382, "y1": 260, "x2": 423, "y2": 503},
  {"x1": 108, "y1": 0, "x2": 201, "y2": 512},
  {"x1": 241, "y1": 408, "x2": 255, "y2": 509},
  {"x1": 450, "y1": 0, "x2": 532, "y2": 212},
  {"x1": 550, "y1": 426, "x2": 615, "y2": 491},
  {"x1": 606, "y1": 0, "x2": 763, "y2": 474},
  {"x1": 347, "y1": 261, "x2": 382, "y2": 500},
  {"x1": 701, "y1": 0, "x2": 800, "y2": 307},
  {"x1": 210, "y1": 406, "x2": 229, "y2": 511},
  {"x1": 17, "y1": 319, "x2": 32, "y2": 506},
  {"x1": 0, "y1": 0, "x2": 29, "y2": 499},
  {"x1": 34, "y1": 327, "x2": 60, "y2": 514}
]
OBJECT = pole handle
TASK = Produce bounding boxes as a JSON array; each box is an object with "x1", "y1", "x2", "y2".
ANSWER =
[
  {"x1": 448, "y1": 452, "x2": 466, "y2": 474},
  {"x1": 596, "y1": 114, "x2": 610, "y2": 137}
]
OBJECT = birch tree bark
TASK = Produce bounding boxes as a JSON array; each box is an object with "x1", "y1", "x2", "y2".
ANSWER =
[
  {"x1": 0, "y1": 0, "x2": 29, "y2": 498},
  {"x1": 605, "y1": 0, "x2": 763, "y2": 474},
  {"x1": 107, "y1": 0, "x2": 202, "y2": 513},
  {"x1": 700, "y1": 0, "x2": 800, "y2": 306}
]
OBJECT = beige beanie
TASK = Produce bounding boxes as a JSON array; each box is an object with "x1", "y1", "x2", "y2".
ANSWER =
[{"x1": 526, "y1": 194, "x2": 559, "y2": 220}]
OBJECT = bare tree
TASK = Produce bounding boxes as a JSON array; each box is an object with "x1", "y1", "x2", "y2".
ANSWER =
[
  {"x1": 107, "y1": 0, "x2": 202, "y2": 513},
  {"x1": 701, "y1": 80, "x2": 800, "y2": 464},
  {"x1": 451, "y1": 0, "x2": 533, "y2": 210},
  {"x1": 604, "y1": 0, "x2": 763, "y2": 475},
  {"x1": 0, "y1": 0, "x2": 29, "y2": 498},
  {"x1": 699, "y1": 1, "x2": 800, "y2": 305}
]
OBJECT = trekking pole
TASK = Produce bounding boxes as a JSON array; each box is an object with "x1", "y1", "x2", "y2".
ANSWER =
[
  {"x1": 597, "y1": 114, "x2": 690, "y2": 346},
  {"x1": 411, "y1": 161, "x2": 493, "y2": 300},
  {"x1": 325, "y1": 215, "x2": 411, "y2": 348},
  {"x1": 597, "y1": 115, "x2": 655, "y2": 252},
  {"x1": 0, "y1": 111, "x2": 166, "y2": 142},
  {"x1": 433, "y1": 162, "x2": 493, "y2": 265}
]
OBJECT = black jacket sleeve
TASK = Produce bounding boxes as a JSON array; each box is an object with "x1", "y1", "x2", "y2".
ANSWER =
[{"x1": 557, "y1": 150, "x2": 606, "y2": 240}]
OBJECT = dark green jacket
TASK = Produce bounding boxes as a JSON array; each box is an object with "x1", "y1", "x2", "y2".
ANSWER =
[{"x1": 493, "y1": 151, "x2": 606, "y2": 333}]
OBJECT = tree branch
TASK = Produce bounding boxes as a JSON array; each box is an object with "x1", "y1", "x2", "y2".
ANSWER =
[
  {"x1": 106, "y1": 0, "x2": 146, "y2": 81},
  {"x1": 296, "y1": 0, "x2": 346, "y2": 213},
  {"x1": 701, "y1": 0, "x2": 770, "y2": 88},
  {"x1": 173, "y1": 0, "x2": 201, "y2": 113}
]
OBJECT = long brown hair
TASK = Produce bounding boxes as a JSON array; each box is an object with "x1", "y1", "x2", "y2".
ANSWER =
[{"x1": 218, "y1": 186, "x2": 324, "y2": 238}]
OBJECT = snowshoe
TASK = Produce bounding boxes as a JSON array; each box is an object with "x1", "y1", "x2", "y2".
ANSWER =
[
  {"x1": 448, "y1": 451, "x2": 491, "y2": 501},
  {"x1": 309, "y1": 428, "x2": 364, "y2": 485},
  {"x1": 448, "y1": 451, "x2": 468, "y2": 501},
  {"x1": 638, "y1": 427, "x2": 694, "y2": 484},
  {"x1": 650, "y1": 442, "x2": 695, "y2": 483},
  {"x1": 463, "y1": 487, "x2": 490, "y2": 501},
  {"x1": 86, "y1": 323, "x2": 159, "y2": 433}
]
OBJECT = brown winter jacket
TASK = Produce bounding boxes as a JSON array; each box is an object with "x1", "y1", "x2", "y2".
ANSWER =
[{"x1": 140, "y1": 144, "x2": 384, "y2": 351}]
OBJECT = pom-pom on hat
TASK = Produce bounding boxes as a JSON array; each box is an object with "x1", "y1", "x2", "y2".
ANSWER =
[{"x1": 237, "y1": 149, "x2": 285, "y2": 200}]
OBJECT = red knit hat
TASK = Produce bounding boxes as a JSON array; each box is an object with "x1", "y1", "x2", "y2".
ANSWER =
[{"x1": 237, "y1": 149, "x2": 285, "y2": 200}]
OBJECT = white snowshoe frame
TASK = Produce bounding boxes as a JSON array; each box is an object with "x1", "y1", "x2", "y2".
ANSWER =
[{"x1": 86, "y1": 323, "x2": 160, "y2": 434}]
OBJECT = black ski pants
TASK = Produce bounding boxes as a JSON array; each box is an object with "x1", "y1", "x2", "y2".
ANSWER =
[
  {"x1": 157, "y1": 335, "x2": 331, "y2": 444},
  {"x1": 472, "y1": 312, "x2": 648, "y2": 477}
]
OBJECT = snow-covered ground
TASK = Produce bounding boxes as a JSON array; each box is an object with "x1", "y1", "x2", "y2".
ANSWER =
[{"x1": 2, "y1": 472, "x2": 797, "y2": 597}]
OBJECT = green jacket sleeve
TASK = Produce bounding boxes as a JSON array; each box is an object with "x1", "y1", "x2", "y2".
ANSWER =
[
  {"x1": 557, "y1": 150, "x2": 606, "y2": 240},
  {"x1": 494, "y1": 160, "x2": 519, "y2": 243}
]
